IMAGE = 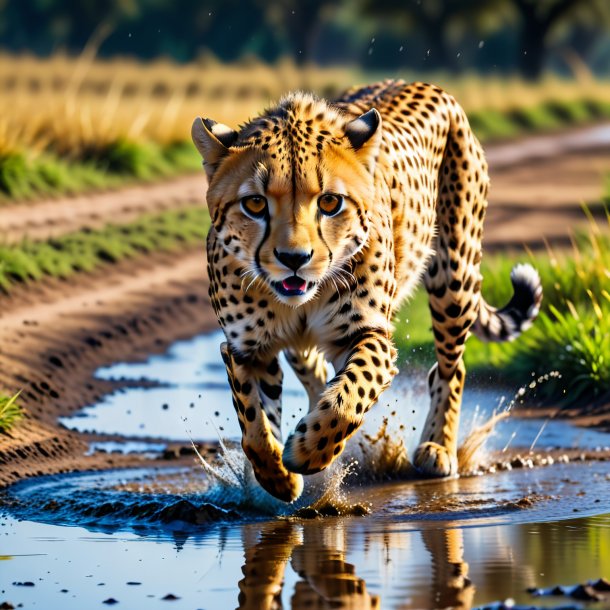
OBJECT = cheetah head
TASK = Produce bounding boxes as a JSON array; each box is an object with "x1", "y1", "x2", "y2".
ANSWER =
[{"x1": 192, "y1": 95, "x2": 381, "y2": 306}]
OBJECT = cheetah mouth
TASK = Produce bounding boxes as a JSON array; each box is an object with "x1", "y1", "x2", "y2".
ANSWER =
[{"x1": 273, "y1": 275, "x2": 312, "y2": 297}]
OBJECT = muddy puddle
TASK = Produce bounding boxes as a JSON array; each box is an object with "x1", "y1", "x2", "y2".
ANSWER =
[
  {"x1": 2, "y1": 330, "x2": 610, "y2": 609},
  {"x1": 60, "y1": 331, "x2": 610, "y2": 454},
  {"x1": 1, "y1": 462, "x2": 609, "y2": 609}
]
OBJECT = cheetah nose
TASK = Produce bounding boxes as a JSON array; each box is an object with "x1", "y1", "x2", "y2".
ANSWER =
[{"x1": 274, "y1": 248, "x2": 313, "y2": 271}]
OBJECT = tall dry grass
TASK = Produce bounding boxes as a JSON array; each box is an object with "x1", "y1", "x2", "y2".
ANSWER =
[{"x1": 3, "y1": 52, "x2": 610, "y2": 157}]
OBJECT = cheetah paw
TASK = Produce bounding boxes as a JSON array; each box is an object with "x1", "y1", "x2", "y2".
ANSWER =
[
  {"x1": 282, "y1": 412, "x2": 352, "y2": 475},
  {"x1": 243, "y1": 444, "x2": 304, "y2": 502},
  {"x1": 253, "y1": 468, "x2": 304, "y2": 503},
  {"x1": 413, "y1": 442, "x2": 458, "y2": 478}
]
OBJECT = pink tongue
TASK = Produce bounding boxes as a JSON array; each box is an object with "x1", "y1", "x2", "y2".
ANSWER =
[{"x1": 282, "y1": 277, "x2": 306, "y2": 292}]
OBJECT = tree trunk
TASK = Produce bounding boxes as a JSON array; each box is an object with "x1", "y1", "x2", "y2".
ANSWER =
[{"x1": 517, "y1": 18, "x2": 548, "y2": 79}]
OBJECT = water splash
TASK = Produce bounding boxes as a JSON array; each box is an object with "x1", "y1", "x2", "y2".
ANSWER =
[
  {"x1": 193, "y1": 437, "x2": 368, "y2": 517},
  {"x1": 192, "y1": 406, "x2": 511, "y2": 515},
  {"x1": 191, "y1": 370, "x2": 567, "y2": 513},
  {"x1": 457, "y1": 411, "x2": 510, "y2": 475}
]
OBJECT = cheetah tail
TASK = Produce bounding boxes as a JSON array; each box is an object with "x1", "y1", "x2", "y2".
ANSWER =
[{"x1": 471, "y1": 263, "x2": 543, "y2": 343}]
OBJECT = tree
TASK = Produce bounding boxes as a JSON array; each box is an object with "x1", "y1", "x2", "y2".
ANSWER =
[
  {"x1": 361, "y1": 0, "x2": 504, "y2": 72},
  {"x1": 511, "y1": 0, "x2": 590, "y2": 78},
  {"x1": 263, "y1": 0, "x2": 338, "y2": 65}
]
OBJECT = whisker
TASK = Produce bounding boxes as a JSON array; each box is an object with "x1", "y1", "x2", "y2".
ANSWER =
[
  {"x1": 245, "y1": 272, "x2": 261, "y2": 293},
  {"x1": 336, "y1": 267, "x2": 356, "y2": 290},
  {"x1": 334, "y1": 269, "x2": 350, "y2": 291}
]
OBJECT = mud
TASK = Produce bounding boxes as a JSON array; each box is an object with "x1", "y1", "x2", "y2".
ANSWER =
[{"x1": 0, "y1": 248, "x2": 218, "y2": 488}]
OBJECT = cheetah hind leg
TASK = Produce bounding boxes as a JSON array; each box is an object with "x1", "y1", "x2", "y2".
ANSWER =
[
  {"x1": 414, "y1": 100, "x2": 487, "y2": 478},
  {"x1": 413, "y1": 361, "x2": 465, "y2": 477}
]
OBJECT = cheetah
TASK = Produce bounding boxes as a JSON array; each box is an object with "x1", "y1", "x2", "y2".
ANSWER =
[{"x1": 192, "y1": 80, "x2": 542, "y2": 502}]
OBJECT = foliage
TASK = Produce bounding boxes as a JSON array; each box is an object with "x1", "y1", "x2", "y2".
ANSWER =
[
  {"x1": 2, "y1": 0, "x2": 610, "y2": 77},
  {"x1": 0, "y1": 392, "x2": 23, "y2": 433},
  {"x1": 0, "y1": 207, "x2": 210, "y2": 292},
  {"x1": 502, "y1": 296, "x2": 610, "y2": 405}
]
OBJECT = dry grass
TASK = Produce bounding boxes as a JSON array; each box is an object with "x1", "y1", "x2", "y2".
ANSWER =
[
  {"x1": 3, "y1": 52, "x2": 610, "y2": 158},
  {"x1": 0, "y1": 53, "x2": 360, "y2": 156}
]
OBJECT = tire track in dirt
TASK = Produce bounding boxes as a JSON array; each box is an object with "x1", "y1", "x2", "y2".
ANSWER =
[{"x1": 0, "y1": 247, "x2": 217, "y2": 487}]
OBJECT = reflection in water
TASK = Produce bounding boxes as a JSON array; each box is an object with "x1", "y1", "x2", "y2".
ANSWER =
[
  {"x1": 228, "y1": 512, "x2": 610, "y2": 609},
  {"x1": 290, "y1": 526, "x2": 380, "y2": 610},
  {"x1": 2, "y1": 464, "x2": 609, "y2": 609},
  {"x1": 238, "y1": 522, "x2": 299, "y2": 610},
  {"x1": 419, "y1": 529, "x2": 474, "y2": 610},
  {"x1": 235, "y1": 520, "x2": 477, "y2": 610},
  {"x1": 237, "y1": 521, "x2": 380, "y2": 609}
]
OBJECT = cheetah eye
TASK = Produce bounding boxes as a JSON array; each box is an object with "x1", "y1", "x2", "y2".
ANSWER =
[
  {"x1": 318, "y1": 193, "x2": 343, "y2": 216},
  {"x1": 241, "y1": 195, "x2": 268, "y2": 219}
]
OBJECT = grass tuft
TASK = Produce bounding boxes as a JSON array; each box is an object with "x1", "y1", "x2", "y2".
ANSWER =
[
  {"x1": 394, "y1": 206, "x2": 610, "y2": 408},
  {"x1": 0, "y1": 142, "x2": 200, "y2": 202},
  {"x1": 0, "y1": 392, "x2": 23, "y2": 433}
]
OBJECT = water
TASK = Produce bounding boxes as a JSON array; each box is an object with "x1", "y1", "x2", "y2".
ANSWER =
[
  {"x1": 1, "y1": 463, "x2": 609, "y2": 609},
  {"x1": 3, "y1": 330, "x2": 609, "y2": 609},
  {"x1": 61, "y1": 331, "x2": 610, "y2": 456}
]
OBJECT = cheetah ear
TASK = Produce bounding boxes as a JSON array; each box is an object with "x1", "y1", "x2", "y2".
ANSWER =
[
  {"x1": 191, "y1": 117, "x2": 238, "y2": 178},
  {"x1": 344, "y1": 108, "x2": 382, "y2": 174}
]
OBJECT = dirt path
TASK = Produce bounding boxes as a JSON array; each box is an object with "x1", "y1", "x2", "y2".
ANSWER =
[
  {"x1": 0, "y1": 174, "x2": 205, "y2": 244},
  {"x1": 0, "y1": 248, "x2": 217, "y2": 487},
  {"x1": 1, "y1": 123, "x2": 609, "y2": 248},
  {"x1": 486, "y1": 150, "x2": 610, "y2": 250}
]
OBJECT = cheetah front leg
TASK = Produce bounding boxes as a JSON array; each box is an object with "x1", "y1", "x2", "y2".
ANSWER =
[
  {"x1": 283, "y1": 330, "x2": 398, "y2": 474},
  {"x1": 284, "y1": 347, "x2": 328, "y2": 412},
  {"x1": 220, "y1": 342, "x2": 303, "y2": 502}
]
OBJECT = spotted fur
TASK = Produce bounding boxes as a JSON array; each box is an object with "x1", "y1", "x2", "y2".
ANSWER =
[{"x1": 192, "y1": 80, "x2": 542, "y2": 502}]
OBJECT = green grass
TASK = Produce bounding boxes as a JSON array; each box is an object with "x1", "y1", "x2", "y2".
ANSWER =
[
  {"x1": 0, "y1": 140, "x2": 200, "y2": 202},
  {"x1": 2, "y1": 95, "x2": 610, "y2": 202},
  {"x1": 0, "y1": 206, "x2": 210, "y2": 291},
  {"x1": 394, "y1": 208, "x2": 610, "y2": 408},
  {"x1": 0, "y1": 392, "x2": 23, "y2": 433},
  {"x1": 469, "y1": 98, "x2": 610, "y2": 143}
]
